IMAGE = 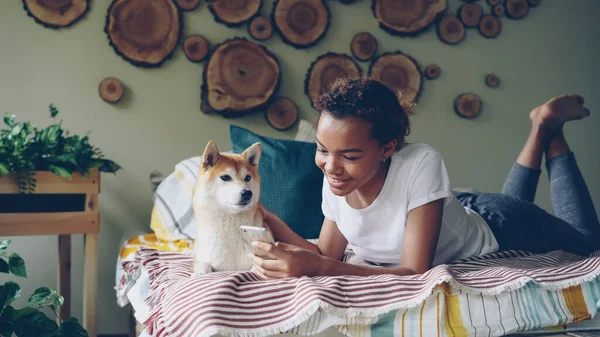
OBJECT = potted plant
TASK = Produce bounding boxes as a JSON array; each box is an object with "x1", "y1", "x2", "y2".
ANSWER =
[
  {"x1": 0, "y1": 239, "x2": 87, "y2": 337},
  {"x1": 0, "y1": 104, "x2": 120, "y2": 193}
]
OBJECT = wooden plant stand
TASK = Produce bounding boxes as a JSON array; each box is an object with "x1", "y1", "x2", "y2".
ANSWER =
[{"x1": 0, "y1": 169, "x2": 100, "y2": 337}]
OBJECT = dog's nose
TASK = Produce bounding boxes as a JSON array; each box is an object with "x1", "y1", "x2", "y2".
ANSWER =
[{"x1": 241, "y1": 190, "x2": 253, "y2": 201}]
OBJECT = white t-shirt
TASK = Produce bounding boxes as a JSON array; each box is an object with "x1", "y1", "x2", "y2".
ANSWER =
[{"x1": 321, "y1": 143, "x2": 499, "y2": 266}]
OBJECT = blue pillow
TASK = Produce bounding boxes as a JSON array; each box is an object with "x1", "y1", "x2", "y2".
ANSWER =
[{"x1": 230, "y1": 125, "x2": 324, "y2": 239}]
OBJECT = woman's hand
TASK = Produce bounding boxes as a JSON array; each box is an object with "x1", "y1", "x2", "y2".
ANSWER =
[{"x1": 249, "y1": 241, "x2": 324, "y2": 279}]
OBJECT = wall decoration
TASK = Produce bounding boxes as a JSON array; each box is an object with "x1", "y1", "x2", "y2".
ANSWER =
[
  {"x1": 350, "y1": 32, "x2": 378, "y2": 62},
  {"x1": 272, "y1": 0, "x2": 331, "y2": 49},
  {"x1": 505, "y1": 0, "x2": 529, "y2": 19},
  {"x1": 486, "y1": 0, "x2": 501, "y2": 6},
  {"x1": 492, "y1": 4, "x2": 505, "y2": 17},
  {"x1": 485, "y1": 74, "x2": 500, "y2": 88},
  {"x1": 22, "y1": 0, "x2": 90, "y2": 29},
  {"x1": 454, "y1": 93, "x2": 481, "y2": 119},
  {"x1": 424, "y1": 64, "x2": 440, "y2": 80},
  {"x1": 436, "y1": 14, "x2": 466, "y2": 45},
  {"x1": 200, "y1": 38, "x2": 280, "y2": 117},
  {"x1": 371, "y1": 0, "x2": 447, "y2": 37},
  {"x1": 478, "y1": 14, "x2": 501, "y2": 38},
  {"x1": 457, "y1": 3, "x2": 483, "y2": 28},
  {"x1": 176, "y1": 0, "x2": 200, "y2": 11},
  {"x1": 99, "y1": 77, "x2": 125, "y2": 103},
  {"x1": 208, "y1": 0, "x2": 261, "y2": 27},
  {"x1": 368, "y1": 51, "x2": 422, "y2": 104},
  {"x1": 265, "y1": 97, "x2": 299, "y2": 131},
  {"x1": 527, "y1": 0, "x2": 540, "y2": 8},
  {"x1": 305, "y1": 53, "x2": 362, "y2": 108},
  {"x1": 105, "y1": 0, "x2": 183, "y2": 68},
  {"x1": 248, "y1": 16, "x2": 274, "y2": 41},
  {"x1": 183, "y1": 35, "x2": 209, "y2": 63}
]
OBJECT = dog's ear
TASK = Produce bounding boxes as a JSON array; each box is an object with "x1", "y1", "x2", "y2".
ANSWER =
[
  {"x1": 242, "y1": 142, "x2": 262, "y2": 167},
  {"x1": 202, "y1": 141, "x2": 220, "y2": 170}
]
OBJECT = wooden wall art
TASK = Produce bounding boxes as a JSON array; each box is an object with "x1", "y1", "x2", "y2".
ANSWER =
[
  {"x1": 105, "y1": 0, "x2": 183, "y2": 68},
  {"x1": 424, "y1": 64, "x2": 440, "y2": 80},
  {"x1": 183, "y1": 35, "x2": 209, "y2": 63},
  {"x1": 478, "y1": 14, "x2": 501, "y2": 38},
  {"x1": 457, "y1": 3, "x2": 483, "y2": 28},
  {"x1": 492, "y1": 4, "x2": 505, "y2": 17},
  {"x1": 371, "y1": 0, "x2": 447, "y2": 37},
  {"x1": 200, "y1": 38, "x2": 280, "y2": 117},
  {"x1": 23, "y1": 0, "x2": 90, "y2": 29},
  {"x1": 505, "y1": 0, "x2": 529, "y2": 19},
  {"x1": 437, "y1": 14, "x2": 465, "y2": 45},
  {"x1": 485, "y1": 74, "x2": 500, "y2": 88},
  {"x1": 248, "y1": 16, "x2": 274, "y2": 41},
  {"x1": 208, "y1": 0, "x2": 261, "y2": 27},
  {"x1": 454, "y1": 93, "x2": 482, "y2": 119},
  {"x1": 265, "y1": 97, "x2": 299, "y2": 131},
  {"x1": 176, "y1": 0, "x2": 200, "y2": 11},
  {"x1": 305, "y1": 53, "x2": 361, "y2": 108},
  {"x1": 350, "y1": 32, "x2": 378, "y2": 62},
  {"x1": 99, "y1": 77, "x2": 124, "y2": 103},
  {"x1": 368, "y1": 51, "x2": 423, "y2": 104},
  {"x1": 272, "y1": 0, "x2": 331, "y2": 49}
]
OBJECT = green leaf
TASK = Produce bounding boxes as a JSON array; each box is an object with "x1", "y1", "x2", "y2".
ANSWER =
[
  {"x1": 0, "y1": 259, "x2": 8, "y2": 273},
  {"x1": 0, "y1": 282, "x2": 21, "y2": 309},
  {"x1": 48, "y1": 154, "x2": 77, "y2": 166},
  {"x1": 59, "y1": 317, "x2": 88, "y2": 337},
  {"x1": 49, "y1": 105, "x2": 59, "y2": 118},
  {"x1": 8, "y1": 253, "x2": 26, "y2": 277},
  {"x1": 54, "y1": 296, "x2": 64, "y2": 308},
  {"x1": 29, "y1": 287, "x2": 55, "y2": 307},
  {"x1": 47, "y1": 165, "x2": 72, "y2": 180},
  {"x1": 0, "y1": 305, "x2": 15, "y2": 337},
  {"x1": 13, "y1": 307, "x2": 59, "y2": 337},
  {"x1": 0, "y1": 163, "x2": 9, "y2": 176},
  {"x1": 0, "y1": 240, "x2": 10, "y2": 251},
  {"x1": 98, "y1": 159, "x2": 121, "y2": 173}
]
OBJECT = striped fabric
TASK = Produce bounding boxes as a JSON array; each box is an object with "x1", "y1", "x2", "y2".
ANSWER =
[{"x1": 122, "y1": 248, "x2": 600, "y2": 337}]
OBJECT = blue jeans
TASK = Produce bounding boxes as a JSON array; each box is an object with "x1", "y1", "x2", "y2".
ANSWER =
[{"x1": 456, "y1": 152, "x2": 600, "y2": 256}]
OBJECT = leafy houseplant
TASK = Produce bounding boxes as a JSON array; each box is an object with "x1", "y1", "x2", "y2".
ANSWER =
[
  {"x1": 0, "y1": 239, "x2": 88, "y2": 336},
  {"x1": 0, "y1": 105, "x2": 121, "y2": 193}
]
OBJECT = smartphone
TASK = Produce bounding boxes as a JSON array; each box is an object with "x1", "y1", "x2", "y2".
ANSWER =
[{"x1": 240, "y1": 225, "x2": 276, "y2": 260}]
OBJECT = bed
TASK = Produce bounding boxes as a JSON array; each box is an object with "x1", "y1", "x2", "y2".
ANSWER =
[{"x1": 115, "y1": 122, "x2": 600, "y2": 337}]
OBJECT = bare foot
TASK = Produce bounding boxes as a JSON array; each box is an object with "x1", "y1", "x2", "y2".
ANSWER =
[{"x1": 529, "y1": 95, "x2": 590, "y2": 130}]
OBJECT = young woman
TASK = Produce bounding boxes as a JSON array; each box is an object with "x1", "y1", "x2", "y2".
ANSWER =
[{"x1": 249, "y1": 77, "x2": 598, "y2": 279}]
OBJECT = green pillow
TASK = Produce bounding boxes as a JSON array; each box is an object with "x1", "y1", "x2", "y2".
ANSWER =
[{"x1": 230, "y1": 125, "x2": 324, "y2": 239}]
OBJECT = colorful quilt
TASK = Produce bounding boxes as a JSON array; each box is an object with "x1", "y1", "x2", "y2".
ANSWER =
[{"x1": 118, "y1": 245, "x2": 600, "y2": 337}]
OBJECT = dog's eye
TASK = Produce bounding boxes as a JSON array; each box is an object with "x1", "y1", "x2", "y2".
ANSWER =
[
  {"x1": 244, "y1": 175, "x2": 251, "y2": 182},
  {"x1": 220, "y1": 175, "x2": 231, "y2": 182}
]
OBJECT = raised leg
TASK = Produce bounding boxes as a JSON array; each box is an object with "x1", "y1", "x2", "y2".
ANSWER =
[
  {"x1": 57, "y1": 235, "x2": 71, "y2": 323},
  {"x1": 83, "y1": 233, "x2": 98, "y2": 337}
]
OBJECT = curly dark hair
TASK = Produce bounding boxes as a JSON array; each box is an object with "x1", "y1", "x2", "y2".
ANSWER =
[{"x1": 313, "y1": 77, "x2": 414, "y2": 148}]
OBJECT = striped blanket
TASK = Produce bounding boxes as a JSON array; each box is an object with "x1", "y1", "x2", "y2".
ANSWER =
[{"x1": 121, "y1": 247, "x2": 600, "y2": 337}]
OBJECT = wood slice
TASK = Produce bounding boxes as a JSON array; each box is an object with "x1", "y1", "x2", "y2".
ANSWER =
[
  {"x1": 176, "y1": 0, "x2": 200, "y2": 11},
  {"x1": 304, "y1": 53, "x2": 362, "y2": 108},
  {"x1": 208, "y1": 0, "x2": 261, "y2": 27},
  {"x1": 183, "y1": 35, "x2": 209, "y2": 63},
  {"x1": 371, "y1": 0, "x2": 447, "y2": 37},
  {"x1": 478, "y1": 15, "x2": 501, "y2": 38},
  {"x1": 272, "y1": 0, "x2": 331, "y2": 49},
  {"x1": 486, "y1": 0, "x2": 501, "y2": 6},
  {"x1": 458, "y1": 3, "x2": 483, "y2": 28},
  {"x1": 350, "y1": 32, "x2": 378, "y2": 62},
  {"x1": 454, "y1": 93, "x2": 481, "y2": 119},
  {"x1": 201, "y1": 38, "x2": 280, "y2": 117},
  {"x1": 23, "y1": 0, "x2": 90, "y2": 29},
  {"x1": 527, "y1": 0, "x2": 540, "y2": 7},
  {"x1": 105, "y1": 0, "x2": 182, "y2": 68},
  {"x1": 368, "y1": 51, "x2": 423, "y2": 104},
  {"x1": 99, "y1": 77, "x2": 124, "y2": 103},
  {"x1": 436, "y1": 14, "x2": 465, "y2": 45},
  {"x1": 265, "y1": 97, "x2": 299, "y2": 131},
  {"x1": 492, "y1": 4, "x2": 505, "y2": 17},
  {"x1": 248, "y1": 16, "x2": 274, "y2": 41},
  {"x1": 505, "y1": 0, "x2": 529, "y2": 19},
  {"x1": 424, "y1": 64, "x2": 440, "y2": 80},
  {"x1": 485, "y1": 74, "x2": 500, "y2": 88}
]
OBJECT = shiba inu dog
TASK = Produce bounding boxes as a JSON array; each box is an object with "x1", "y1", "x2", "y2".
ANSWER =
[{"x1": 192, "y1": 140, "x2": 264, "y2": 274}]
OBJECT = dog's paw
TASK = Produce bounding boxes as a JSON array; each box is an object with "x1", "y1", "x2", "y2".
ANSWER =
[{"x1": 193, "y1": 260, "x2": 212, "y2": 275}]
